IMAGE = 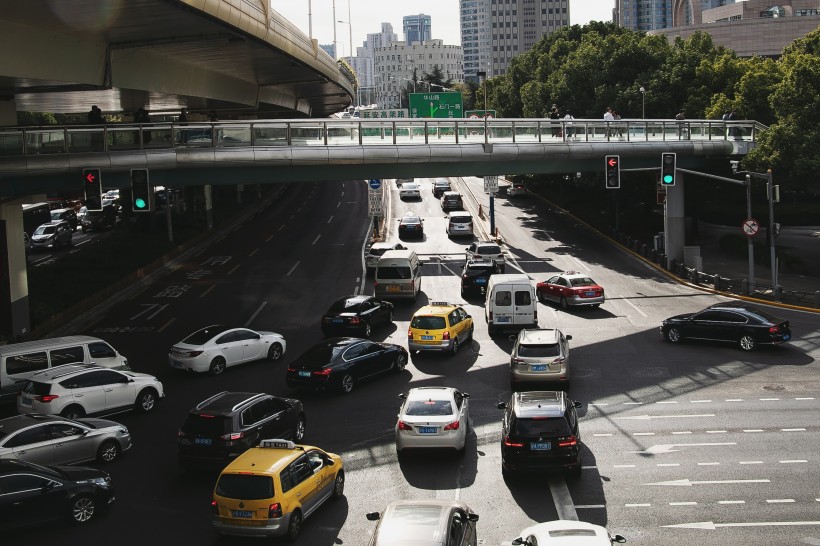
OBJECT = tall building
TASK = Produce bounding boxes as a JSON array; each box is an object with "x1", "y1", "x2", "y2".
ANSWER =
[
  {"x1": 373, "y1": 40, "x2": 463, "y2": 108},
  {"x1": 352, "y1": 23, "x2": 399, "y2": 106},
  {"x1": 489, "y1": 0, "x2": 570, "y2": 77},
  {"x1": 403, "y1": 14, "x2": 432, "y2": 44},
  {"x1": 460, "y1": 0, "x2": 492, "y2": 83},
  {"x1": 618, "y1": 0, "x2": 674, "y2": 31}
]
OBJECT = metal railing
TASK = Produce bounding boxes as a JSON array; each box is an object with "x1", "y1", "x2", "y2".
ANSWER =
[{"x1": 0, "y1": 118, "x2": 760, "y2": 157}]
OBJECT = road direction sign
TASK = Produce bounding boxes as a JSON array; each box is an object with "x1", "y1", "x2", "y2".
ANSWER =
[
  {"x1": 409, "y1": 92, "x2": 463, "y2": 119},
  {"x1": 369, "y1": 179, "x2": 381, "y2": 190},
  {"x1": 742, "y1": 218, "x2": 759, "y2": 236},
  {"x1": 484, "y1": 175, "x2": 498, "y2": 193}
]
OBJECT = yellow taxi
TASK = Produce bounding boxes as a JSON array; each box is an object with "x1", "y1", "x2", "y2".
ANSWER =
[
  {"x1": 408, "y1": 302, "x2": 474, "y2": 355},
  {"x1": 211, "y1": 439, "x2": 344, "y2": 540}
]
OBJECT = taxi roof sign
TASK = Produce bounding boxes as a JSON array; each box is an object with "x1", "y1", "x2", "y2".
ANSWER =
[{"x1": 259, "y1": 439, "x2": 296, "y2": 449}]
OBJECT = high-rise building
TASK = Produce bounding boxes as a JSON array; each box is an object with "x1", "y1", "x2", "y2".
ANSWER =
[
  {"x1": 460, "y1": 0, "x2": 492, "y2": 83},
  {"x1": 618, "y1": 0, "x2": 674, "y2": 31},
  {"x1": 373, "y1": 40, "x2": 463, "y2": 108},
  {"x1": 352, "y1": 23, "x2": 399, "y2": 106},
  {"x1": 403, "y1": 14, "x2": 432, "y2": 44}
]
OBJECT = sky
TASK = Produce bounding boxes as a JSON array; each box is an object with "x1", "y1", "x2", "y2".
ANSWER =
[{"x1": 272, "y1": 0, "x2": 614, "y2": 56}]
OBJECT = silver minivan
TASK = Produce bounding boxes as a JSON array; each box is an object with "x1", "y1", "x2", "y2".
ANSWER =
[
  {"x1": 374, "y1": 249, "x2": 422, "y2": 300},
  {"x1": 446, "y1": 212, "x2": 473, "y2": 237}
]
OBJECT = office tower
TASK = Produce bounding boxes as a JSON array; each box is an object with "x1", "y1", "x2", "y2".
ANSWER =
[
  {"x1": 460, "y1": 0, "x2": 492, "y2": 83},
  {"x1": 403, "y1": 13, "x2": 432, "y2": 44},
  {"x1": 619, "y1": 0, "x2": 674, "y2": 31}
]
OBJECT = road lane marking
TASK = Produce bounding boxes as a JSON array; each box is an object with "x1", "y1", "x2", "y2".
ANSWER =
[
  {"x1": 548, "y1": 478, "x2": 578, "y2": 521},
  {"x1": 665, "y1": 520, "x2": 820, "y2": 530},
  {"x1": 244, "y1": 301, "x2": 267, "y2": 327},
  {"x1": 157, "y1": 317, "x2": 175, "y2": 333},
  {"x1": 249, "y1": 248, "x2": 259, "y2": 257},
  {"x1": 718, "y1": 500, "x2": 745, "y2": 504},
  {"x1": 646, "y1": 479, "x2": 770, "y2": 487},
  {"x1": 706, "y1": 430, "x2": 726, "y2": 433},
  {"x1": 779, "y1": 460, "x2": 807, "y2": 464},
  {"x1": 630, "y1": 442, "x2": 735, "y2": 455},
  {"x1": 620, "y1": 295, "x2": 648, "y2": 317},
  {"x1": 726, "y1": 399, "x2": 743, "y2": 402},
  {"x1": 633, "y1": 432, "x2": 655, "y2": 436},
  {"x1": 690, "y1": 399, "x2": 711, "y2": 403},
  {"x1": 657, "y1": 463, "x2": 680, "y2": 467},
  {"x1": 615, "y1": 414, "x2": 714, "y2": 421},
  {"x1": 312, "y1": 234, "x2": 321, "y2": 245},
  {"x1": 614, "y1": 464, "x2": 636, "y2": 468},
  {"x1": 697, "y1": 462, "x2": 720, "y2": 466},
  {"x1": 760, "y1": 398, "x2": 780, "y2": 401},
  {"x1": 227, "y1": 264, "x2": 240, "y2": 275},
  {"x1": 767, "y1": 499, "x2": 795, "y2": 503},
  {"x1": 575, "y1": 505, "x2": 605, "y2": 509},
  {"x1": 670, "y1": 502, "x2": 698, "y2": 506},
  {"x1": 200, "y1": 285, "x2": 215, "y2": 298},
  {"x1": 286, "y1": 261, "x2": 300, "y2": 276},
  {"x1": 782, "y1": 428, "x2": 806, "y2": 431},
  {"x1": 625, "y1": 503, "x2": 651, "y2": 507},
  {"x1": 265, "y1": 234, "x2": 274, "y2": 242},
  {"x1": 593, "y1": 434, "x2": 612, "y2": 437},
  {"x1": 657, "y1": 401, "x2": 678, "y2": 404},
  {"x1": 743, "y1": 429, "x2": 765, "y2": 432},
  {"x1": 623, "y1": 402, "x2": 643, "y2": 405},
  {"x1": 672, "y1": 431, "x2": 693, "y2": 435},
  {"x1": 739, "y1": 461, "x2": 763, "y2": 465},
  {"x1": 796, "y1": 397, "x2": 815, "y2": 400},
  {"x1": 327, "y1": 216, "x2": 333, "y2": 223},
  {"x1": 569, "y1": 256, "x2": 589, "y2": 271}
]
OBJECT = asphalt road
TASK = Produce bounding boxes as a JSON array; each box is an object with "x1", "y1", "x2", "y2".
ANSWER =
[{"x1": 3, "y1": 177, "x2": 819, "y2": 546}]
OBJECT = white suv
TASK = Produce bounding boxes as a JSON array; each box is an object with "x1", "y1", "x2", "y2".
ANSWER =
[
  {"x1": 466, "y1": 241, "x2": 506, "y2": 272},
  {"x1": 17, "y1": 364, "x2": 164, "y2": 420}
]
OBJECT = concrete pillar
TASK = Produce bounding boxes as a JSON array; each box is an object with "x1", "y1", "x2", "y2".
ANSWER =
[
  {"x1": 0, "y1": 199, "x2": 33, "y2": 339},
  {"x1": 0, "y1": 99, "x2": 17, "y2": 126},
  {"x1": 663, "y1": 172, "x2": 685, "y2": 267},
  {"x1": 204, "y1": 184, "x2": 214, "y2": 230}
]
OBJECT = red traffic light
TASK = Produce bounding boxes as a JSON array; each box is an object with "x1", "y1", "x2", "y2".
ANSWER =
[
  {"x1": 607, "y1": 157, "x2": 618, "y2": 168},
  {"x1": 85, "y1": 172, "x2": 96, "y2": 184}
]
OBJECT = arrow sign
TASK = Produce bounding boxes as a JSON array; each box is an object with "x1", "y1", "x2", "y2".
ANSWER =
[
  {"x1": 607, "y1": 157, "x2": 617, "y2": 167},
  {"x1": 645, "y1": 478, "x2": 770, "y2": 487},
  {"x1": 613, "y1": 413, "x2": 715, "y2": 420},
  {"x1": 85, "y1": 172, "x2": 96, "y2": 183},
  {"x1": 664, "y1": 521, "x2": 820, "y2": 530},
  {"x1": 630, "y1": 442, "x2": 736, "y2": 455}
]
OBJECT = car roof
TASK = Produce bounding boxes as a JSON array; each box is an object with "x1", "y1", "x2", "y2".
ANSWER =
[
  {"x1": 0, "y1": 414, "x2": 65, "y2": 435},
  {"x1": 557, "y1": 271, "x2": 589, "y2": 279},
  {"x1": 449, "y1": 211, "x2": 471, "y2": 217},
  {"x1": 519, "y1": 329, "x2": 561, "y2": 344},
  {"x1": 413, "y1": 302, "x2": 461, "y2": 316},
  {"x1": 406, "y1": 386, "x2": 455, "y2": 401},
  {"x1": 333, "y1": 295, "x2": 371, "y2": 305},
  {"x1": 375, "y1": 499, "x2": 472, "y2": 545},
  {"x1": 222, "y1": 443, "x2": 321, "y2": 475},
  {"x1": 194, "y1": 391, "x2": 269, "y2": 414},
  {"x1": 28, "y1": 363, "x2": 102, "y2": 382},
  {"x1": 370, "y1": 242, "x2": 400, "y2": 250},
  {"x1": 513, "y1": 391, "x2": 567, "y2": 417},
  {"x1": 51, "y1": 208, "x2": 72, "y2": 213},
  {"x1": 520, "y1": 520, "x2": 612, "y2": 544},
  {"x1": 434, "y1": 178, "x2": 450, "y2": 185},
  {"x1": 442, "y1": 191, "x2": 460, "y2": 196},
  {"x1": 37, "y1": 220, "x2": 66, "y2": 227}
]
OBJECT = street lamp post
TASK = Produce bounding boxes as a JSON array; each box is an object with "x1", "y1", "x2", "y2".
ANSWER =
[
  {"x1": 736, "y1": 168, "x2": 779, "y2": 291},
  {"x1": 404, "y1": 78, "x2": 416, "y2": 93},
  {"x1": 639, "y1": 86, "x2": 646, "y2": 119},
  {"x1": 332, "y1": 0, "x2": 338, "y2": 60},
  {"x1": 476, "y1": 70, "x2": 495, "y2": 236}
]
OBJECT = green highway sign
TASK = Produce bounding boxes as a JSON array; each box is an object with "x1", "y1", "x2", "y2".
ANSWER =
[{"x1": 409, "y1": 92, "x2": 463, "y2": 119}]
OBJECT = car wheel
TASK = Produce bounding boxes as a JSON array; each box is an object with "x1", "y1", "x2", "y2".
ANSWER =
[
  {"x1": 666, "y1": 327, "x2": 683, "y2": 343},
  {"x1": 294, "y1": 415, "x2": 306, "y2": 442},
  {"x1": 61, "y1": 405, "x2": 85, "y2": 420},
  {"x1": 362, "y1": 321, "x2": 372, "y2": 338},
  {"x1": 286, "y1": 510, "x2": 302, "y2": 542},
  {"x1": 209, "y1": 357, "x2": 226, "y2": 376},
  {"x1": 332, "y1": 471, "x2": 345, "y2": 499},
  {"x1": 97, "y1": 439, "x2": 120, "y2": 463},
  {"x1": 136, "y1": 389, "x2": 157, "y2": 413},
  {"x1": 71, "y1": 496, "x2": 96, "y2": 524},
  {"x1": 560, "y1": 297, "x2": 569, "y2": 310},
  {"x1": 394, "y1": 353, "x2": 408, "y2": 372},
  {"x1": 338, "y1": 374, "x2": 355, "y2": 394},
  {"x1": 739, "y1": 335, "x2": 756, "y2": 351},
  {"x1": 451, "y1": 337, "x2": 459, "y2": 355},
  {"x1": 268, "y1": 342, "x2": 283, "y2": 361}
]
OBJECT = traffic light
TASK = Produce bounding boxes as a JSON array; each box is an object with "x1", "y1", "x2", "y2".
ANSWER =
[
  {"x1": 661, "y1": 153, "x2": 676, "y2": 186},
  {"x1": 82, "y1": 168, "x2": 102, "y2": 211},
  {"x1": 130, "y1": 168, "x2": 151, "y2": 212},
  {"x1": 605, "y1": 155, "x2": 620, "y2": 189}
]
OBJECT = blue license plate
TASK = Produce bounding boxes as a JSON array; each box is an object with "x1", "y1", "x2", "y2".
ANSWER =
[
  {"x1": 195, "y1": 438, "x2": 212, "y2": 446},
  {"x1": 421, "y1": 335, "x2": 434, "y2": 340},
  {"x1": 332, "y1": 318, "x2": 343, "y2": 323},
  {"x1": 531, "y1": 442, "x2": 551, "y2": 451},
  {"x1": 419, "y1": 427, "x2": 438, "y2": 434},
  {"x1": 298, "y1": 370, "x2": 312, "y2": 377},
  {"x1": 172, "y1": 361, "x2": 184, "y2": 369},
  {"x1": 531, "y1": 365, "x2": 547, "y2": 371},
  {"x1": 232, "y1": 510, "x2": 253, "y2": 518},
  {"x1": 496, "y1": 316, "x2": 510, "y2": 323},
  {"x1": 475, "y1": 277, "x2": 487, "y2": 284},
  {"x1": 783, "y1": 334, "x2": 790, "y2": 341},
  {"x1": 585, "y1": 291, "x2": 596, "y2": 296}
]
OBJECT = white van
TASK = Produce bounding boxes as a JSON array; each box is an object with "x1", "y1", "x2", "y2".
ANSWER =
[
  {"x1": 0, "y1": 336, "x2": 130, "y2": 403},
  {"x1": 485, "y1": 274, "x2": 538, "y2": 335},
  {"x1": 374, "y1": 249, "x2": 422, "y2": 300}
]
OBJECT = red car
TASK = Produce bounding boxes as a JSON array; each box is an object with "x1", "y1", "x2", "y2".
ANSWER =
[{"x1": 536, "y1": 271, "x2": 605, "y2": 309}]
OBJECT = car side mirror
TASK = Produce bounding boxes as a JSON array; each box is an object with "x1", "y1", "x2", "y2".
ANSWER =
[
  {"x1": 325, "y1": 458, "x2": 334, "y2": 466},
  {"x1": 497, "y1": 402, "x2": 507, "y2": 409},
  {"x1": 612, "y1": 535, "x2": 627, "y2": 543},
  {"x1": 573, "y1": 401, "x2": 582, "y2": 409},
  {"x1": 463, "y1": 393, "x2": 470, "y2": 398},
  {"x1": 566, "y1": 334, "x2": 573, "y2": 341},
  {"x1": 366, "y1": 512, "x2": 381, "y2": 521},
  {"x1": 511, "y1": 539, "x2": 529, "y2": 546},
  {"x1": 468, "y1": 513, "x2": 479, "y2": 522},
  {"x1": 508, "y1": 334, "x2": 517, "y2": 341},
  {"x1": 398, "y1": 393, "x2": 406, "y2": 399}
]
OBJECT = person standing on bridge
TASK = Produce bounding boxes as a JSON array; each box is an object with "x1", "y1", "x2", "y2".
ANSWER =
[
  {"x1": 563, "y1": 110, "x2": 574, "y2": 139},
  {"x1": 88, "y1": 105, "x2": 104, "y2": 125},
  {"x1": 603, "y1": 107, "x2": 615, "y2": 137},
  {"x1": 549, "y1": 105, "x2": 561, "y2": 137}
]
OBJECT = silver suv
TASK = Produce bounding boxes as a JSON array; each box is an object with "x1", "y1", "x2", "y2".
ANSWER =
[
  {"x1": 30, "y1": 220, "x2": 73, "y2": 250},
  {"x1": 509, "y1": 329, "x2": 572, "y2": 388},
  {"x1": 17, "y1": 364, "x2": 164, "y2": 419}
]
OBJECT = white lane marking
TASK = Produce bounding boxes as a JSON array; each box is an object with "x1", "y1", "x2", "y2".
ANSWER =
[
  {"x1": 657, "y1": 401, "x2": 678, "y2": 404},
  {"x1": 620, "y1": 295, "x2": 648, "y2": 317},
  {"x1": 795, "y1": 397, "x2": 815, "y2": 400},
  {"x1": 454, "y1": 466, "x2": 462, "y2": 501},
  {"x1": 623, "y1": 402, "x2": 643, "y2": 405},
  {"x1": 672, "y1": 431, "x2": 693, "y2": 435},
  {"x1": 634, "y1": 432, "x2": 655, "y2": 436},
  {"x1": 646, "y1": 479, "x2": 770, "y2": 487},
  {"x1": 625, "y1": 503, "x2": 651, "y2": 507},
  {"x1": 548, "y1": 478, "x2": 578, "y2": 521},
  {"x1": 337, "y1": 201, "x2": 341, "y2": 208},
  {"x1": 615, "y1": 414, "x2": 715, "y2": 421},
  {"x1": 780, "y1": 460, "x2": 808, "y2": 464},
  {"x1": 767, "y1": 499, "x2": 795, "y2": 503},
  {"x1": 630, "y1": 442, "x2": 736, "y2": 455},
  {"x1": 277, "y1": 225, "x2": 284, "y2": 231},
  {"x1": 569, "y1": 256, "x2": 590, "y2": 271},
  {"x1": 591, "y1": 402, "x2": 609, "y2": 406},
  {"x1": 200, "y1": 285, "x2": 215, "y2": 298},
  {"x1": 706, "y1": 430, "x2": 727, "y2": 434},
  {"x1": 327, "y1": 216, "x2": 333, "y2": 223},
  {"x1": 581, "y1": 465, "x2": 597, "y2": 470},
  {"x1": 227, "y1": 264, "x2": 240, "y2": 275},
  {"x1": 249, "y1": 248, "x2": 259, "y2": 257},
  {"x1": 726, "y1": 399, "x2": 743, "y2": 402},
  {"x1": 575, "y1": 505, "x2": 606, "y2": 509},
  {"x1": 670, "y1": 502, "x2": 698, "y2": 506},
  {"x1": 760, "y1": 398, "x2": 780, "y2": 401},
  {"x1": 593, "y1": 434, "x2": 613, "y2": 437},
  {"x1": 312, "y1": 234, "x2": 321, "y2": 245},
  {"x1": 286, "y1": 261, "x2": 300, "y2": 276},
  {"x1": 782, "y1": 428, "x2": 806, "y2": 432},
  {"x1": 614, "y1": 464, "x2": 636, "y2": 468},
  {"x1": 665, "y1": 520, "x2": 820, "y2": 530},
  {"x1": 690, "y1": 399, "x2": 712, "y2": 403},
  {"x1": 244, "y1": 301, "x2": 267, "y2": 327},
  {"x1": 739, "y1": 461, "x2": 763, "y2": 465},
  {"x1": 743, "y1": 429, "x2": 765, "y2": 433},
  {"x1": 265, "y1": 234, "x2": 274, "y2": 242},
  {"x1": 157, "y1": 317, "x2": 175, "y2": 333},
  {"x1": 698, "y1": 462, "x2": 720, "y2": 466},
  {"x1": 658, "y1": 463, "x2": 681, "y2": 467},
  {"x1": 718, "y1": 500, "x2": 746, "y2": 504}
]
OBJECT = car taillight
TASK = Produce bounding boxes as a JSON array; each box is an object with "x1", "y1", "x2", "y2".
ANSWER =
[
  {"x1": 503, "y1": 436, "x2": 524, "y2": 447},
  {"x1": 211, "y1": 500, "x2": 219, "y2": 515},
  {"x1": 558, "y1": 435, "x2": 577, "y2": 448},
  {"x1": 443, "y1": 420, "x2": 460, "y2": 431},
  {"x1": 374, "y1": 281, "x2": 379, "y2": 288},
  {"x1": 221, "y1": 431, "x2": 245, "y2": 441},
  {"x1": 287, "y1": 367, "x2": 296, "y2": 373},
  {"x1": 38, "y1": 395, "x2": 59, "y2": 403},
  {"x1": 398, "y1": 421, "x2": 412, "y2": 431},
  {"x1": 178, "y1": 429, "x2": 186, "y2": 437},
  {"x1": 408, "y1": 328, "x2": 413, "y2": 340},
  {"x1": 313, "y1": 368, "x2": 332, "y2": 376},
  {"x1": 768, "y1": 326, "x2": 779, "y2": 333},
  {"x1": 187, "y1": 350, "x2": 203, "y2": 357},
  {"x1": 442, "y1": 331, "x2": 450, "y2": 340},
  {"x1": 350, "y1": 317, "x2": 360, "y2": 325},
  {"x1": 553, "y1": 357, "x2": 565, "y2": 365},
  {"x1": 268, "y1": 503, "x2": 283, "y2": 518},
  {"x1": 488, "y1": 310, "x2": 493, "y2": 321}
]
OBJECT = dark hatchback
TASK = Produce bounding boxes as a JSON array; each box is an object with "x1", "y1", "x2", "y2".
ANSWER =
[
  {"x1": 461, "y1": 260, "x2": 497, "y2": 297},
  {"x1": 286, "y1": 337, "x2": 408, "y2": 395},
  {"x1": 178, "y1": 391, "x2": 306, "y2": 467},
  {"x1": 0, "y1": 459, "x2": 114, "y2": 532},
  {"x1": 498, "y1": 391, "x2": 582, "y2": 478},
  {"x1": 660, "y1": 302, "x2": 791, "y2": 351},
  {"x1": 321, "y1": 295, "x2": 394, "y2": 338}
]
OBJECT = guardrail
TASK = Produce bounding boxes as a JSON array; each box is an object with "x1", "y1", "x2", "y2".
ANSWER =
[{"x1": 0, "y1": 118, "x2": 760, "y2": 157}]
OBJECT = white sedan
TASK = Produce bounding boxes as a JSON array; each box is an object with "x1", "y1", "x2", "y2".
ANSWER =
[
  {"x1": 395, "y1": 387, "x2": 469, "y2": 454},
  {"x1": 168, "y1": 325, "x2": 286, "y2": 375},
  {"x1": 512, "y1": 520, "x2": 626, "y2": 545},
  {"x1": 399, "y1": 182, "x2": 421, "y2": 199}
]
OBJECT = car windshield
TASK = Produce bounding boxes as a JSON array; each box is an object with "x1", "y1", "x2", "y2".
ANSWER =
[
  {"x1": 182, "y1": 325, "x2": 230, "y2": 345},
  {"x1": 513, "y1": 417, "x2": 571, "y2": 436},
  {"x1": 402, "y1": 219, "x2": 420, "y2": 225},
  {"x1": 328, "y1": 298, "x2": 363, "y2": 313},
  {"x1": 377, "y1": 266, "x2": 411, "y2": 280},
  {"x1": 34, "y1": 225, "x2": 55, "y2": 235},
  {"x1": 50, "y1": 212, "x2": 62, "y2": 220},
  {"x1": 411, "y1": 316, "x2": 447, "y2": 330},
  {"x1": 477, "y1": 245, "x2": 501, "y2": 254},
  {"x1": 405, "y1": 399, "x2": 454, "y2": 416},
  {"x1": 215, "y1": 474, "x2": 274, "y2": 500},
  {"x1": 569, "y1": 277, "x2": 596, "y2": 287},
  {"x1": 518, "y1": 344, "x2": 560, "y2": 358},
  {"x1": 467, "y1": 263, "x2": 494, "y2": 273}
]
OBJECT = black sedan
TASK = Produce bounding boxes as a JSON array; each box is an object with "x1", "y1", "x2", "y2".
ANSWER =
[
  {"x1": 660, "y1": 302, "x2": 791, "y2": 351},
  {"x1": 321, "y1": 295, "x2": 394, "y2": 337},
  {"x1": 0, "y1": 459, "x2": 114, "y2": 531},
  {"x1": 398, "y1": 212, "x2": 424, "y2": 239},
  {"x1": 286, "y1": 338, "x2": 408, "y2": 394},
  {"x1": 461, "y1": 259, "x2": 497, "y2": 297}
]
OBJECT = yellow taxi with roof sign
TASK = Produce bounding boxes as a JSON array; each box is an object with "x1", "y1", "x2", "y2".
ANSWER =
[
  {"x1": 211, "y1": 439, "x2": 344, "y2": 540},
  {"x1": 408, "y1": 302, "x2": 474, "y2": 355}
]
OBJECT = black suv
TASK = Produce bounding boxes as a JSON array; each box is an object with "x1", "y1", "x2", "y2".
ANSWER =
[
  {"x1": 0, "y1": 459, "x2": 114, "y2": 531},
  {"x1": 461, "y1": 259, "x2": 496, "y2": 297},
  {"x1": 81, "y1": 204, "x2": 118, "y2": 232},
  {"x1": 498, "y1": 391, "x2": 582, "y2": 478},
  {"x1": 178, "y1": 391, "x2": 306, "y2": 467}
]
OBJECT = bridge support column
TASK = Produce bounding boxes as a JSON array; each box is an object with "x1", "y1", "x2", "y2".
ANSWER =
[
  {"x1": 663, "y1": 172, "x2": 685, "y2": 268},
  {"x1": 0, "y1": 199, "x2": 31, "y2": 339},
  {"x1": 204, "y1": 184, "x2": 214, "y2": 230},
  {"x1": 0, "y1": 99, "x2": 16, "y2": 126}
]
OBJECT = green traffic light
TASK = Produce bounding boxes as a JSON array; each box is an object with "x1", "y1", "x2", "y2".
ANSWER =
[
  {"x1": 135, "y1": 198, "x2": 147, "y2": 209},
  {"x1": 663, "y1": 174, "x2": 673, "y2": 183}
]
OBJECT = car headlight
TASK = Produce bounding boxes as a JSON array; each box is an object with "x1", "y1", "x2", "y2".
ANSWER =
[
  {"x1": 117, "y1": 427, "x2": 129, "y2": 435},
  {"x1": 78, "y1": 477, "x2": 112, "y2": 488}
]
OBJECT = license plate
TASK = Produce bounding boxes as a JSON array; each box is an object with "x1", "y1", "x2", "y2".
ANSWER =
[
  {"x1": 172, "y1": 361, "x2": 184, "y2": 369},
  {"x1": 388, "y1": 285, "x2": 401, "y2": 293},
  {"x1": 419, "y1": 427, "x2": 438, "y2": 434},
  {"x1": 421, "y1": 335, "x2": 434, "y2": 340},
  {"x1": 496, "y1": 316, "x2": 510, "y2": 323},
  {"x1": 195, "y1": 438, "x2": 212, "y2": 446},
  {"x1": 333, "y1": 318, "x2": 343, "y2": 323},
  {"x1": 585, "y1": 291, "x2": 596, "y2": 297},
  {"x1": 475, "y1": 277, "x2": 487, "y2": 284},
  {"x1": 298, "y1": 370, "x2": 312, "y2": 377},
  {"x1": 531, "y1": 365, "x2": 547, "y2": 371},
  {"x1": 531, "y1": 442, "x2": 551, "y2": 451},
  {"x1": 783, "y1": 334, "x2": 790, "y2": 341},
  {"x1": 231, "y1": 510, "x2": 254, "y2": 518},
  {"x1": 20, "y1": 397, "x2": 31, "y2": 406}
]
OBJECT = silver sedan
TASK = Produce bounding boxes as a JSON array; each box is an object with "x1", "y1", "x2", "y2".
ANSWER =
[
  {"x1": 395, "y1": 387, "x2": 470, "y2": 454},
  {"x1": 168, "y1": 325, "x2": 286, "y2": 375},
  {"x1": 0, "y1": 414, "x2": 131, "y2": 466}
]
